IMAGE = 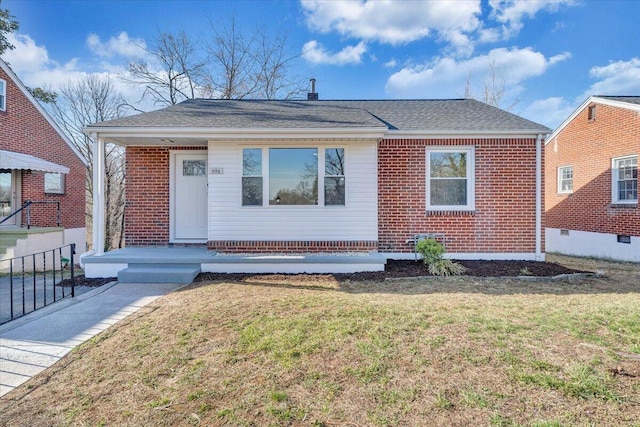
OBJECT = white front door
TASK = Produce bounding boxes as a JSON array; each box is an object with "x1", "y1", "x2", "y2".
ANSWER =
[{"x1": 173, "y1": 153, "x2": 208, "y2": 241}]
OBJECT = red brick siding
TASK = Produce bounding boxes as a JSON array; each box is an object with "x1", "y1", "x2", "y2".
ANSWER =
[
  {"x1": 0, "y1": 67, "x2": 85, "y2": 228},
  {"x1": 124, "y1": 146, "x2": 203, "y2": 245},
  {"x1": 545, "y1": 103, "x2": 639, "y2": 236},
  {"x1": 378, "y1": 138, "x2": 542, "y2": 254}
]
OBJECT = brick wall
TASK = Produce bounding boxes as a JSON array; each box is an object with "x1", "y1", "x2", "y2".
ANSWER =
[
  {"x1": 0, "y1": 67, "x2": 85, "y2": 229},
  {"x1": 378, "y1": 138, "x2": 542, "y2": 254},
  {"x1": 545, "y1": 102, "x2": 639, "y2": 236}
]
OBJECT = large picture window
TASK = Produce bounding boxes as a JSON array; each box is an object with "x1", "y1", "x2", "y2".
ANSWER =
[
  {"x1": 426, "y1": 147, "x2": 475, "y2": 211},
  {"x1": 269, "y1": 148, "x2": 318, "y2": 205},
  {"x1": 612, "y1": 155, "x2": 638, "y2": 203},
  {"x1": 241, "y1": 147, "x2": 346, "y2": 207}
]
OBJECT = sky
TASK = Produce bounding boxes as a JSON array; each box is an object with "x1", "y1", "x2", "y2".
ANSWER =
[{"x1": 2, "y1": 0, "x2": 639, "y2": 129}]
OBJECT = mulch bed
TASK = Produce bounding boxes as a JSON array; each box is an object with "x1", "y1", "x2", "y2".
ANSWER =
[
  {"x1": 196, "y1": 259, "x2": 592, "y2": 282},
  {"x1": 58, "y1": 260, "x2": 591, "y2": 287}
]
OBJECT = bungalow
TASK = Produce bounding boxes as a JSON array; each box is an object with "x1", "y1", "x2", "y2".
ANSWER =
[
  {"x1": 0, "y1": 58, "x2": 86, "y2": 268},
  {"x1": 545, "y1": 96, "x2": 639, "y2": 262},
  {"x1": 82, "y1": 93, "x2": 550, "y2": 279}
]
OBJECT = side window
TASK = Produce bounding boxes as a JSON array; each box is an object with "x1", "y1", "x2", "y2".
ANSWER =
[
  {"x1": 242, "y1": 148, "x2": 263, "y2": 206},
  {"x1": 44, "y1": 172, "x2": 65, "y2": 194},
  {"x1": 426, "y1": 147, "x2": 475, "y2": 211},
  {"x1": 0, "y1": 79, "x2": 6, "y2": 111},
  {"x1": 557, "y1": 166, "x2": 573, "y2": 194},
  {"x1": 324, "y1": 148, "x2": 345, "y2": 206},
  {"x1": 612, "y1": 155, "x2": 638, "y2": 203}
]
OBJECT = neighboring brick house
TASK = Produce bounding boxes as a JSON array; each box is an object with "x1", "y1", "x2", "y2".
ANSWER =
[
  {"x1": 84, "y1": 96, "x2": 549, "y2": 275},
  {"x1": 0, "y1": 58, "x2": 86, "y2": 258},
  {"x1": 545, "y1": 96, "x2": 639, "y2": 262}
]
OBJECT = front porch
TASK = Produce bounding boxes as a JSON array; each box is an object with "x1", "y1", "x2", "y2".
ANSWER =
[{"x1": 81, "y1": 247, "x2": 387, "y2": 283}]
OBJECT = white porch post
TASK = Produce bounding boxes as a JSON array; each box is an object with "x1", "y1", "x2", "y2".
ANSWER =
[{"x1": 92, "y1": 134, "x2": 106, "y2": 255}]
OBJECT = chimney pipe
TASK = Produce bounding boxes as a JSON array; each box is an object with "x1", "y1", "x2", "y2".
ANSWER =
[{"x1": 307, "y1": 78, "x2": 318, "y2": 101}]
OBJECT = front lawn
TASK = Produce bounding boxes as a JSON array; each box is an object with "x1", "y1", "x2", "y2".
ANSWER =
[{"x1": 1, "y1": 255, "x2": 638, "y2": 426}]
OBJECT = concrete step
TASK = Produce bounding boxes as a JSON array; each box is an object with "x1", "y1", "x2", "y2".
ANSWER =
[{"x1": 118, "y1": 264, "x2": 201, "y2": 284}]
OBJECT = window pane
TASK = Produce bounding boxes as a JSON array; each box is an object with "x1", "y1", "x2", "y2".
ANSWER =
[
  {"x1": 430, "y1": 179, "x2": 467, "y2": 205},
  {"x1": 242, "y1": 177, "x2": 263, "y2": 206},
  {"x1": 325, "y1": 177, "x2": 345, "y2": 206},
  {"x1": 430, "y1": 152, "x2": 466, "y2": 178},
  {"x1": 243, "y1": 148, "x2": 262, "y2": 176},
  {"x1": 325, "y1": 148, "x2": 345, "y2": 176},
  {"x1": 183, "y1": 160, "x2": 206, "y2": 176},
  {"x1": 269, "y1": 148, "x2": 318, "y2": 205}
]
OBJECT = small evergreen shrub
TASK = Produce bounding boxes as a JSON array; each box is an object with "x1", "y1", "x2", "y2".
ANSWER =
[
  {"x1": 415, "y1": 238, "x2": 467, "y2": 276},
  {"x1": 415, "y1": 238, "x2": 445, "y2": 265}
]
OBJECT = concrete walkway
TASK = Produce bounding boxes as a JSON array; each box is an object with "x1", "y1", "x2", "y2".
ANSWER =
[{"x1": 0, "y1": 281, "x2": 185, "y2": 397}]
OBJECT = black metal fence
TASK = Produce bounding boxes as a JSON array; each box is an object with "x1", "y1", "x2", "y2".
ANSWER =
[{"x1": 0, "y1": 243, "x2": 75, "y2": 325}]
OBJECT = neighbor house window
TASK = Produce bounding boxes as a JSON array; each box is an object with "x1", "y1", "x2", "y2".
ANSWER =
[
  {"x1": 558, "y1": 165, "x2": 573, "y2": 194},
  {"x1": 0, "y1": 79, "x2": 6, "y2": 111},
  {"x1": 587, "y1": 105, "x2": 596, "y2": 121},
  {"x1": 242, "y1": 148, "x2": 263, "y2": 206},
  {"x1": 44, "y1": 172, "x2": 65, "y2": 194},
  {"x1": 612, "y1": 155, "x2": 637, "y2": 203},
  {"x1": 426, "y1": 147, "x2": 475, "y2": 210}
]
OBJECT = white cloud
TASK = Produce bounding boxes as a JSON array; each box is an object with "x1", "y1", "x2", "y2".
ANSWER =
[
  {"x1": 301, "y1": 0, "x2": 481, "y2": 52},
  {"x1": 1, "y1": 34, "x2": 51, "y2": 73},
  {"x1": 521, "y1": 96, "x2": 575, "y2": 130},
  {"x1": 86, "y1": 32, "x2": 147, "y2": 59},
  {"x1": 522, "y1": 57, "x2": 640, "y2": 130},
  {"x1": 385, "y1": 47, "x2": 571, "y2": 100},
  {"x1": 488, "y1": 0, "x2": 574, "y2": 38},
  {"x1": 302, "y1": 40, "x2": 367, "y2": 65},
  {"x1": 1, "y1": 32, "x2": 153, "y2": 112},
  {"x1": 384, "y1": 58, "x2": 397, "y2": 69},
  {"x1": 582, "y1": 58, "x2": 640, "y2": 97}
]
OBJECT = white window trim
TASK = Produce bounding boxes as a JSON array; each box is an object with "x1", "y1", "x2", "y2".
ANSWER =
[
  {"x1": 611, "y1": 155, "x2": 638, "y2": 204},
  {"x1": 0, "y1": 78, "x2": 6, "y2": 112},
  {"x1": 240, "y1": 145, "x2": 347, "y2": 208},
  {"x1": 557, "y1": 165, "x2": 573, "y2": 194},
  {"x1": 426, "y1": 146, "x2": 475, "y2": 211}
]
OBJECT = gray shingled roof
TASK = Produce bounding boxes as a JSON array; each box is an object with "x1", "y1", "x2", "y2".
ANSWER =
[
  {"x1": 88, "y1": 99, "x2": 550, "y2": 133},
  {"x1": 597, "y1": 96, "x2": 640, "y2": 106}
]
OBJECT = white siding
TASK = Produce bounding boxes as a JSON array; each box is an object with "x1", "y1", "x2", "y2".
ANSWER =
[
  {"x1": 208, "y1": 140, "x2": 378, "y2": 241},
  {"x1": 546, "y1": 228, "x2": 640, "y2": 262}
]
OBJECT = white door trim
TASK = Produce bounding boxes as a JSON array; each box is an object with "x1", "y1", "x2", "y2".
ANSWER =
[{"x1": 169, "y1": 150, "x2": 208, "y2": 243}]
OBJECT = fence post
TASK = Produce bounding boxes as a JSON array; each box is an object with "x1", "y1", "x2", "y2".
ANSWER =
[{"x1": 70, "y1": 243, "x2": 75, "y2": 298}]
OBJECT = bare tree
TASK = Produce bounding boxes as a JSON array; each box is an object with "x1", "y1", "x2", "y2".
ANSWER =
[
  {"x1": 125, "y1": 31, "x2": 209, "y2": 106},
  {"x1": 49, "y1": 75, "x2": 130, "y2": 250},
  {"x1": 125, "y1": 19, "x2": 305, "y2": 105},
  {"x1": 207, "y1": 18, "x2": 306, "y2": 100},
  {"x1": 464, "y1": 60, "x2": 520, "y2": 112}
]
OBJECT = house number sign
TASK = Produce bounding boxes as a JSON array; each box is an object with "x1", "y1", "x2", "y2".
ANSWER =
[{"x1": 210, "y1": 167, "x2": 224, "y2": 175}]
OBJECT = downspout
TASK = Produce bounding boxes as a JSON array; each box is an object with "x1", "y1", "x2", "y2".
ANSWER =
[
  {"x1": 80, "y1": 133, "x2": 106, "y2": 267},
  {"x1": 535, "y1": 133, "x2": 543, "y2": 261}
]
